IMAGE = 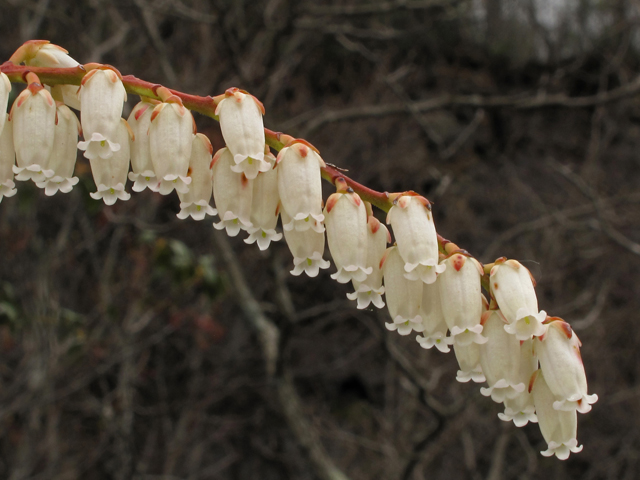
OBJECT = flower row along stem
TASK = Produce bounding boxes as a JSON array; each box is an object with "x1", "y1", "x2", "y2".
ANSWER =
[
  {"x1": 1, "y1": 48, "x2": 599, "y2": 460},
  {"x1": 1, "y1": 62, "x2": 395, "y2": 211},
  {"x1": 0, "y1": 61, "x2": 466, "y2": 261}
]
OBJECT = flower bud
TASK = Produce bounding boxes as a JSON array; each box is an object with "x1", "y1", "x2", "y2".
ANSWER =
[
  {"x1": 416, "y1": 281, "x2": 453, "y2": 353},
  {"x1": 276, "y1": 140, "x2": 325, "y2": 233},
  {"x1": 536, "y1": 319, "x2": 598, "y2": 413},
  {"x1": 215, "y1": 88, "x2": 269, "y2": 180},
  {"x1": 77, "y1": 67, "x2": 126, "y2": 160},
  {"x1": 453, "y1": 342, "x2": 486, "y2": 383},
  {"x1": 439, "y1": 253, "x2": 486, "y2": 345},
  {"x1": 11, "y1": 78, "x2": 56, "y2": 183},
  {"x1": 0, "y1": 73, "x2": 10, "y2": 134},
  {"x1": 36, "y1": 103, "x2": 81, "y2": 195},
  {"x1": 212, "y1": 147, "x2": 253, "y2": 236},
  {"x1": 89, "y1": 118, "x2": 131, "y2": 205},
  {"x1": 149, "y1": 98, "x2": 194, "y2": 195},
  {"x1": 0, "y1": 115, "x2": 17, "y2": 202},
  {"x1": 281, "y1": 210, "x2": 330, "y2": 277},
  {"x1": 346, "y1": 214, "x2": 389, "y2": 309},
  {"x1": 127, "y1": 99, "x2": 159, "y2": 192},
  {"x1": 386, "y1": 195, "x2": 445, "y2": 284},
  {"x1": 11, "y1": 40, "x2": 81, "y2": 109},
  {"x1": 479, "y1": 310, "x2": 526, "y2": 403},
  {"x1": 531, "y1": 370, "x2": 583, "y2": 460},
  {"x1": 177, "y1": 133, "x2": 217, "y2": 221},
  {"x1": 324, "y1": 187, "x2": 371, "y2": 284},
  {"x1": 244, "y1": 152, "x2": 282, "y2": 250},
  {"x1": 381, "y1": 246, "x2": 424, "y2": 335},
  {"x1": 490, "y1": 259, "x2": 546, "y2": 340}
]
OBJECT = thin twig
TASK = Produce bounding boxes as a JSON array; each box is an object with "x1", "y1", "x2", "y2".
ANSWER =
[
  {"x1": 211, "y1": 230, "x2": 351, "y2": 480},
  {"x1": 548, "y1": 158, "x2": 640, "y2": 256}
]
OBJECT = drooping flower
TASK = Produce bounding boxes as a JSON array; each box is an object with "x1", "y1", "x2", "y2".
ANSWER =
[
  {"x1": 10, "y1": 40, "x2": 81, "y2": 110},
  {"x1": 89, "y1": 118, "x2": 132, "y2": 205},
  {"x1": 531, "y1": 369, "x2": 583, "y2": 460},
  {"x1": 490, "y1": 258, "x2": 547, "y2": 340},
  {"x1": 215, "y1": 88, "x2": 270, "y2": 179},
  {"x1": 244, "y1": 149, "x2": 283, "y2": 250},
  {"x1": 177, "y1": 133, "x2": 217, "y2": 221},
  {"x1": 324, "y1": 178, "x2": 372, "y2": 284},
  {"x1": 453, "y1": 342, "x2": 486, "y2": 383},
  {"x1": 281, "y1": 210, "x2": 330, "y2": 277},
  {"x1": 276, "y1": 139, "x2": 325, "y2": 233},
  {"x1": 416, "y1": 281, "x2": 453, "y2": 353},
  {"x1": 439, "y1": 253, "x2": 486, "y2": 346},
  {"x1": 127, "y1": 99, "x2": 160, "y2": 192},
  {"x1": 211, "y1": 147, "x2": 253, "y2": 236},
  {"x1": 386, "y1": 194, "x2": 445, "y2": 284},
  {"x1": 77, "y1": 65, "x2": 127, "y2": 160},
  {"x1": 10, "y1": 74, "x2": 56, "y2": 183},
  {"x1": 479, "y1": 310, "x2": 526, "y2": 403},
  {"x1": 346, "y1": 208, "x2": 389, "y2": 309},
  {"x1": 536, "y1": 318, "x2": 598, "y2": 414},
  {"x1": 381, "y1": 246, "x2": 424, "y2": 335},
  {"x1": 36, "y1": 103, "x2": 81, "y2": 195},
  {"x1": 0, "y1": 72, "x2": 10, "y2": 134},
  {"x1": 498, "y1": 339, "x2": 539, "y2": 427},
  {"x1": 0, "y1": 115, "x2": 17, "y2": 202},
  {"x1": 148, "y1": 89, "x2": 195, "y2": 195}
]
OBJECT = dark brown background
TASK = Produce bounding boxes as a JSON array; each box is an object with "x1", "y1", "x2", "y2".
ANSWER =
[{"x1": 0, "y1": 0, "x2": 638, "y2": 479}]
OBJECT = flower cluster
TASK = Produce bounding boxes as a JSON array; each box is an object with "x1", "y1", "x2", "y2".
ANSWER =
[
  {"x1": 385, "y1": 250, "x2": 598, "y2": 460},
  {"x1": 1, "y1": 41, "x2": 597, "y2": 460}
]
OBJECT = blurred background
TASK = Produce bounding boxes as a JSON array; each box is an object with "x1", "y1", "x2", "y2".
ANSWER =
[{"x1": 0, "y1": 0, "x2": 639, "y2": 478}]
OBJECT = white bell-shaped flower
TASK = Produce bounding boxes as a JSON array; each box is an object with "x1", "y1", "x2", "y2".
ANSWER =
[
  {"x1": 10, "y1": 40, "x2": 81, "y2": 109},
  {"x1": 382, "y1": 246, "x2": 424, "y2": 335},
  {"x1": 500, "y1": 396, "x2": 538, "y2": 428},
  {"x1": 531, "y1": 370, "x2": 583, "y2": 460},
  {"x1": 77, "y1": 66, "x2": 126, "y2": 160},
  {"x1": 347, "y1": 212, "x2": 389, "y2": 309},
  {"x1": 416, "y1": 281, "x2": 453, "y2": 353},
  {"x1": 536, "y1": 319, "x2": 598, "y2": 414},
  {"x1": 438, "y1": 253, "x2": 486, "y2": 346},
  {"x1": 498, "y1": 339, "x2": 539, "y2": 427},
  {"x1": 324, "y1": 180, "x2": 372, "y2": 284},
  {"x1": 276, "y1": 140, "x2": 325, "y2": 233},
  {"x1": 212, "y1": 147, "x2": 253, "y2": 236},
  {"x1": 177, "y1": 133, "x2": 217, "y2": 221},
  {"x1": 386, "y1": 194, "x2": 445, "y2": 284},
  {"x1": 479, "y1": 310, "x2": 526, "y2": 403},
  {"x1": 36, "y1": 103, "x2": 80, "y2": 195},
  {"x1": 148, "y1": 94, "x2": 194, "y2": 195},
  {"x1": 10, "y1": 77, "x2": 56, "y2": 183},
  {"x1": 0, "y1": 73, "x2": 10, "y2": 134},
  {"x1": 281, "y1": 210, "x2": 330, "y2": 277},
  {"x1": 215, "y1": 88, "x2": 269, "y2": 180},
  {"x1": 490, "y1": 259, "x2": 547, "y2": 340},
  {"x1": 453, "y1": 342, "x2": 486, "y2": 383},
  {"x1": 0, "y1": 115, "x2": 17, "y2": 202},
  {"x1": 127, "y1": 99, "x2": 159, "y2": 192},
  {"x1": 244, "y1": 151, "x2": 282, "y2": 250},
  {"x1": 89, "y1": 118, "x2": 131, "y2": 205}
]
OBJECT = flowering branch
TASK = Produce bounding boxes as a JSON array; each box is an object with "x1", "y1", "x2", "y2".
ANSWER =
[
  {"x1": 0, "y1": 41, "x2": 598, "y2": 463},
  {"x1": 1, "y1": 61, "x2": 396, "y2": 213}
]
